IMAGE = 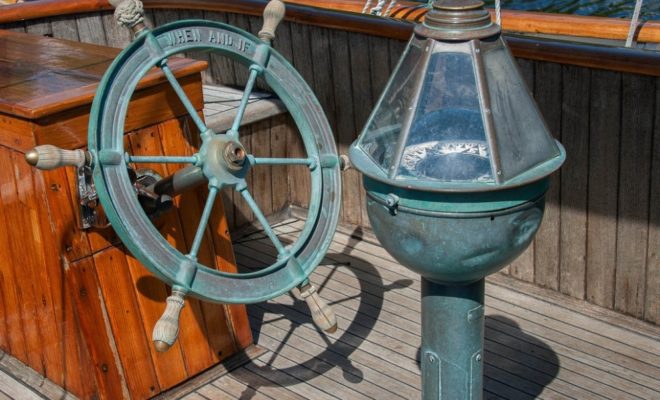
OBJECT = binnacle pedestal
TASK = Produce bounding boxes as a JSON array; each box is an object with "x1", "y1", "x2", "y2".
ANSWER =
[
  {"x1": 350, "y1": 1, "x2": 566, "y2": 398},
  {"x1": 421, "y1": 279, "x2": 485, "y2": 400}
]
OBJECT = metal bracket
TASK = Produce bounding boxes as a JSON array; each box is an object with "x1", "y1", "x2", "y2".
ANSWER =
[
  {"x1": 385, "y1": 193, "x2": 400, "y2": 215},
  {"x1": 76, "y1": 166, "x2": 173, "y2": 230},
  {"x1": 76, "y1": 165, "x2": 100, "y2": 230}
]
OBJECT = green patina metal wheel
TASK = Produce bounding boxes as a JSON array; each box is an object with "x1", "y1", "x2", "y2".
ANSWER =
[{"x1": 88, "y1": 20, "x2": 341, "y2": 304}]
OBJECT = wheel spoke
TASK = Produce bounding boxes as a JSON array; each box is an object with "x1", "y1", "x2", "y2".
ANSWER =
[
  {"x1": 230, "y1": 67, "x2": 260, "y2": 135},
  {"x1": 251, "y1": 157, "x2": 315, "y2": 167},
  {"x1": 188, "y1": 186, "x2": 219, "y2": 260},
  {"x1": 238, "y1": 187, "x2": 287, "y2": 255},
  {"x1": 127, "y1": 155, "x2": 197, "y2": 164},
  {"x1": 160, "y1": 61, "x2": 209, "y2": 135}
]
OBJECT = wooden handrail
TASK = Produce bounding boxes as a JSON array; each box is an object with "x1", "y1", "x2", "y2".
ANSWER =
[{"x1": 2, "y1": 0, "x2": 660, "y2": 44}]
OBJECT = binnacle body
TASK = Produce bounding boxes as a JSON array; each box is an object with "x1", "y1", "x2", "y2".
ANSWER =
[
  {"x1": 364, "y1": 176, "x2": 547, "y2": 284},
  {"x1": 349, "y1": 0, "x2": 565, "y2": 398}
]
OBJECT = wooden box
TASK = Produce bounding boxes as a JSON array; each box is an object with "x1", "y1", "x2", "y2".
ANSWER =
[{"x1": 0, "y1": 30, "x2": 251, "y2": 399}]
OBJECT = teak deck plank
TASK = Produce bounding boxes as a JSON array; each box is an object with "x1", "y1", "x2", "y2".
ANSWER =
[
  {"x1": 192, "y1": 218, "x2": 660, "y2": 400},
  {"x1": 235, "y1": 233, "x2": 660, "y2": 396},
  {"x1": 0, "y1": 369, "x2": 43, "y2": 400}
]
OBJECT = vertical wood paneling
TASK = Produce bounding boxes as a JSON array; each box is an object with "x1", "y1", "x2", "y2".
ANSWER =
[
  {"x1": 533, "y1": 61, "x2": 562, "y2": 291},
  {"x1": 615, "y1": 74, "x2": 655, "y2": 318},
  {"x1": 0, "y1": 150, "x2": 46, "y2": 375},
  {"x1": 252, "y1": 119, "x2": 274, "y2": 217},
  {"x1": 30, "y1": 165, "x2": 69, "y2": 387},
  {"x1": 349, "y1": 34, "x2": 374, "y2": 229},
  {"x1": 362, "y1": 35, "x2": 393, "y2": 230},
  {"x1": 25, "y1": 19, "x2": 52, "y2": 37},
  {"x1": 0, "y1": 264, "x2": 7, "y2": 352},
  {"x1": 270, "y1": 116, "x2": 290, "y2": 213},
  {"x1": 586, "y1": 70, "x2": 621, "y2": 309},
  {"x1": 127, "y1": 127, "x2": 190, "y2": 389},
  {"x1": 310, "y1": 27, "x2": 337, "y2": 140},
  {"x1": 227, "y1": 13, "x2": 252, "y2": 85},
  {"x1": 94, "y1": 247, "x2": 161, "y2": 399},
  {"x1": 66, "y1": 257, "x2": 127, "y2": 400},
  {"x1": 180, "y1": 9, "x2": 213, "y2": 84},
  {"x1": 559, "y1": 65, "x2": 590, "y2": 299},
  {"x1": 102, "y1": 13, "x2": 132, "y2": 49},
  {"x1": 1, "y1": 21, "x2": 25, "y2": 33},
  {"x1": 388, "y1": 39, "x2": 407, "y2": 71},
  {"x1": 645, "y1": 77, "x2": 660, "y2": 324},
  {"x1": 75, "y1": 12, "x2": 107, "y2": 45},
  {"x1": 204, "y1": 11, "x2": 237, "y2": 85},
  {"x1": 61, "y1": 268, "x2": 99, "y2": 399},
  {"x1": 51, "y1": 16, "x2": 79, "y2": 41},
  {"x1": 157, "y1": 118, "x2": 239, "y2": 364},
  {"x1": 331, "y1": 29, "x2": 361, "y2": 226},
  {"x1": 508, "y1": 58, "x2": 536, "y2": 282},
  {"x1": 41, "y1": 168, "x2": 91, "y2": 262},
  {"x1": 158, "y1": 116, "x2": 238, "y2": 370},
  {"x1": 13, "y1": 153, "x2": 59, "y2": 378},
  {"x1": 153, "y1": 9, "x2": 180, "y2": 27},
  {"x1": 288, "y1": 23, "x2": 314, "y2": 210},
  {"x1": 0, "y1": 149, "x2": 28, "y2": 364}
]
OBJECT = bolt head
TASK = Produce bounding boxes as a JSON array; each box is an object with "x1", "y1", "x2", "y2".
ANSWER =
[{"x1": 25, "y1": 150, "x2": 39, "y2": 166}]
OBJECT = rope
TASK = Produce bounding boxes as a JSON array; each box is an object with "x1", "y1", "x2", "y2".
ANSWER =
[
  {"x1": 370, "y1": 0, "x2": 388, "y2": 15},
  {"x1": 113, "y1": 0, "x2": 145, "y2": 28},
  {"x1": 384, "y1": 0, "x2": 397, "y2": 17},
  {"x1": 495, "y1": 0, "x2": 502, "y2": 26},
  {"x1": 626, "y1": 0, "x2": 644, "y2": 48},
  {"x1": 362, "y1": 0, "x2": 373, "y2": 14}
]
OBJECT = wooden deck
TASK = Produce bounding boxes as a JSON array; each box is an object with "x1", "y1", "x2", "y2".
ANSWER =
[
  {"x1": 1, "y1": 220, "x2": 659, "y2": 399},
  {"x1": 175, "y1": 218, "x2": 659, "y2": 400}
]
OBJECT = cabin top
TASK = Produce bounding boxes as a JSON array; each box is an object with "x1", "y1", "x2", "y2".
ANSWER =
[{"x1": 0, "y1": 30, "x2": 207, "y2": 119}]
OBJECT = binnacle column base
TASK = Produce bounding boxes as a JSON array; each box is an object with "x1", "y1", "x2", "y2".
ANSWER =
[{"x1": 421, "y1": 278, "x2": 485, "y2": 400}]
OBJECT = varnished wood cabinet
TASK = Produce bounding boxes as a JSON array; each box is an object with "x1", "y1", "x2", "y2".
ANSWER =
[{"x1": 0, "y1": 30, "x2": 251, "y2": 399}]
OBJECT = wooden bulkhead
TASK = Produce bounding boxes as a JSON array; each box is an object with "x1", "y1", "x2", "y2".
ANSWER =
[{"x1": 0, "y1": 28, "x2": 253, "y2": 399}]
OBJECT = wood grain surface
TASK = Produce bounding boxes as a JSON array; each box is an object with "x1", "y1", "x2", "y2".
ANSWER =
[{"x1": 0, "y1": 31, "x2": 251, "y2": 399}]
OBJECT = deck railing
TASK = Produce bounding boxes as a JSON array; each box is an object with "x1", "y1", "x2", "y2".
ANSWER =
[{"x1": 2, "y1": 0, "x2": 660, "y2": 43}]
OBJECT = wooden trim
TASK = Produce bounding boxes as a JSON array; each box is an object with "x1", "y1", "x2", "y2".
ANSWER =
[
  {"x1": 0, "y1": 0, "x2": 111, "y2": 24},
  {"x1": 507, "y1": 35, "x2": 660, "y2": 77},
  {"x1": 2, "y1": 0, "x2": 660, "y2": 44}
]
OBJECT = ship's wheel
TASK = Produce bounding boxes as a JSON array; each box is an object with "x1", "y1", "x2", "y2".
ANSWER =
[{"x1": 26, "y1": 0, "x2": 341, "y2": 351}]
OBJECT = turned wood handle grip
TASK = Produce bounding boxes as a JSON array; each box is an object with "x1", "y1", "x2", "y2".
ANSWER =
[
  {"x1": 25, "y1": 145, "x2": 88, "y2": 170},
  {"x1": 259, "y1": 0, "x2": 286, "y2": 43},
  {"x1": 299, "y1": 284, "x2": 338, "y2": 334},
  {"x1": 152, "y1": 290, "x2": 185, "y2": 352}
]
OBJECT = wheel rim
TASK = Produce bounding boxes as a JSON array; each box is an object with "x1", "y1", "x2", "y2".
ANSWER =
[{"x1": 89, "y1": 20, "x2": 341, "y2": 304}]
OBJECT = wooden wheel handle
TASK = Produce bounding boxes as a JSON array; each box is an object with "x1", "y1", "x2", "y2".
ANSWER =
[
  {"x1": 25, "y1": 145, "x2": 89, "y2": 170},
  {"x1": 259, "y1": 0, "x2": 286, "y2": 43},
  {"x1": 152, "y1": 290, "x2": 185, "y2": 352}
]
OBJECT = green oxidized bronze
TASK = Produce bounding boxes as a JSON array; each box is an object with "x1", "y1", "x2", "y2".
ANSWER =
[
  {"x1": 350, "y1": 0, "x2": 565, "y2": 398},
  {"x1": 89, "y1": 19, "x2": 341, "y2": 305}
]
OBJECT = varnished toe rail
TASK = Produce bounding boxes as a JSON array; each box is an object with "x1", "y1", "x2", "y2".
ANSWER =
[{"x1": 2, "y1": 0, "x2": 660, "y2": 44}]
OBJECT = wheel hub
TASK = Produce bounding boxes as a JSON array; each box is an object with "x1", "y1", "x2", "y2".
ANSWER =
[{"x1": 199, "y1": 134, "x2": 250, "y2": 188}]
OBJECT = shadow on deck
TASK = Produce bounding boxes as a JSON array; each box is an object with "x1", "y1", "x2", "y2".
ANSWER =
[{"x1": 181, "y1": 218, "x2": 660, "y2": 400}]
